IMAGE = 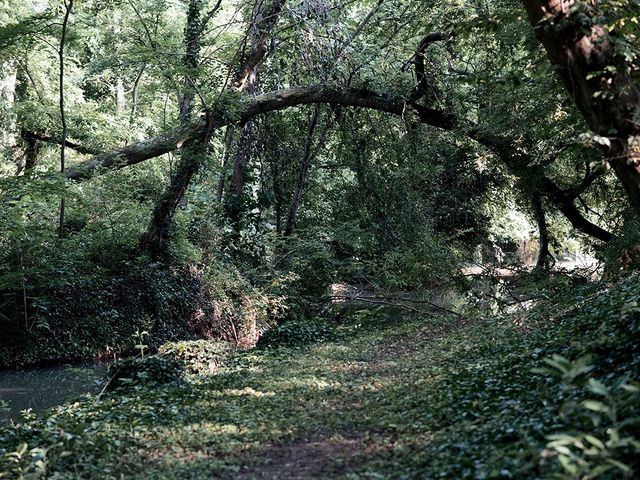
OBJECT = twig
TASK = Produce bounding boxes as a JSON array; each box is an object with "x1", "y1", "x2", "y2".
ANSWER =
[
  {"x1": 95, "y1": 372, "x2": 117, "y2": 403},
  {"x1": 331, "y1": 294, "x2": 465, "y2": 319}
]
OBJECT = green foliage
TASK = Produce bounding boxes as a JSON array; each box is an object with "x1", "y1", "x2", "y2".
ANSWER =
[
  {"x1": 256, "y1": 319, "x2": 336, "y2": 349},
  {"x1": 106, "y1": 355, "x2": 184, "y2": 392},
  {"x1": 371, "y1": 233, "x2": 463, "y2": 290},
  {"x1": 159, "y1": 340, "x2": 233, "y2": 375},
  {"x1": 541, "y1": 358, "x2": 640, "y2": 479},
  {"x1": 0, "y1": 274, "x2": 637, "y2": 479},
  {"x1": 270, "y1": 234, "x2": 336, "y2": 318}
]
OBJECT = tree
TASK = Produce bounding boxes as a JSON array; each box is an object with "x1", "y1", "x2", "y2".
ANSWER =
[{"x1": 521, "y1": 0, "x2": 640, "y2": 215}]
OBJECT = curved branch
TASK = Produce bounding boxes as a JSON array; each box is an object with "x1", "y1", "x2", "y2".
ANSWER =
[
  {"x1": 405, "y1": 32, "x2": 453, "y2": 103},
  {"x1": 24, "y1": 131, "x2": 99, "y2": 155},
  {"x1": 64, "y1": 85, "x2": 454, "y2": 180},
  {"x1": 540, "y1": 176, "x2": 613, "y2": 242}
]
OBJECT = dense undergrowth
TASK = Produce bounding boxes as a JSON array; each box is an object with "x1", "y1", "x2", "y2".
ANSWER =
[{"x1": 1, "y1": 272, "x2": 638, "y2": 479}]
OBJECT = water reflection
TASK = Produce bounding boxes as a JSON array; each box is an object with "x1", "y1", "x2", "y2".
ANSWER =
[{"x1": 0, "y1": 365, "x2": 105, "y2": 422}]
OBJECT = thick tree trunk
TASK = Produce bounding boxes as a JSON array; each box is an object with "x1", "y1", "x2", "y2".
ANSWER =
[
  {"x1": 179, "y1": 0, "x2": 203, "y2": 122},
  {"x1": 141, "y1": 0, "x2": 225, "y2": 256},
  {"x1": 21, "y1": 130, "x2": 41, "y2": 172},
  {"x1": 521, "y1": 0, "x2": 640, "y2": 215},
  {"x1": 141, "y1": 0, "x2": 278, "y2": 256},
  {"x1": 224, "y1": 0, "x2": 283, "y2": 232},
  {"x1": 233, "y1": 0, "x2": 286, "y2": 91},
  {"x1": 140, "y1": 134, "x2": 212, "y2": 258}
]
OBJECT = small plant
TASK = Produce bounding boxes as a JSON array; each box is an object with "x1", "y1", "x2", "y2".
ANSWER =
[
  {"x1": 536, "y1": 355, "x2": 640, "y2": 479},
  {"x1": 0, "y1": 399, "x2": 9, "y2": 417},
  {"x1": 132, "y1": 330, "x2": 150, "y2": 358}
]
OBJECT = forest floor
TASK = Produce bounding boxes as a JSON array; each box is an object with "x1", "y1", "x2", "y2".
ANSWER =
[{"x1": 1, "y1": 274, "x2": 638, "y2": 479}]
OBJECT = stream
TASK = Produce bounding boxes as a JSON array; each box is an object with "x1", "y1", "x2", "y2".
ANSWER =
[{"x1": 0, "y1": 364, "x2": 106, "y2": 423}]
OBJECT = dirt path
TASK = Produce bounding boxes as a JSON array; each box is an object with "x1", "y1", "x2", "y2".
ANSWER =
[{"x1": 238, "y1": 436, "x2": 364, "y2": 479}]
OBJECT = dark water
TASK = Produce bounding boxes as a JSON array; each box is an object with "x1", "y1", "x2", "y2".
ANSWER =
[{"x1": 0, "y1": 364, "x2": 105, "y2": 423}]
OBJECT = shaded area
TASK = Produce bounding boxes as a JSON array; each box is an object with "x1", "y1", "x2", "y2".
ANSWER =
[{"x1": 0, "y1": 364, "x2": 104, "y2": 422}]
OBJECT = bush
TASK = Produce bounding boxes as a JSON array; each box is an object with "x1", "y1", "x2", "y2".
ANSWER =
[
  {"x1": 257, "y1": 319, "x2": 336, "y2": 349},
  {"x1": 271, "y1": 235, "x2": 336, "y2": 318},
  {"x1": 372, "y1": 233, "x2": 462, "y2": 289},
  {"x1": 106, "y1": 355, "x2": 184, "y2": 392},
  {"x1": 159, "y1": 340, "x2": 234, "y2": 375}
]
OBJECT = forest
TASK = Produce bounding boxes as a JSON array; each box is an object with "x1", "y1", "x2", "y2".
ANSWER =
[{"x1": 0, "y1": 0, "x2": 639, "y2": 478}]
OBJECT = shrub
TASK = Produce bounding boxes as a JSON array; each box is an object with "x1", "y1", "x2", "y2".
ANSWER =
[
  {"x1": 159, "y1": 340, "x2": 234, "y2": 375},
  {"x1": 257, "y1": 319, "x2": 336, "y2": 349},
  {"x1": 537, "y1": 355, "x2": 640, "y2": 479},
  {"x1": 271, "y1": 235, "x2": 336, "y2": 318},
  {"x1": 105, "y1": 355, "x2": 184, "y2": 392},
  {"x1": 372, "y1": 233, "x2": 462, "y2": 290}
]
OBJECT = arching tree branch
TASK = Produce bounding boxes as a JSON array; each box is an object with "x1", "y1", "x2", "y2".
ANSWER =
[{"x1": 64, "y1": 85, "x2": 454, "y2": 180}]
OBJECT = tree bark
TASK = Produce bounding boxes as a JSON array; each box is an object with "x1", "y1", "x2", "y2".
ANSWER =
[
  {"x1": 0, "y1": 61, "x2": 17, "y2": 154},
  {"x1": 21, "y1": 130, "x2": 41, "y2": 172},
  {"x1": 179, "y1": 0, "x2": 203, "y2": 122},
  {"x1": 521, "y1": 0, "x2": 640, "y2": 215},
  {"x1": 140, "y1": 119, "x2": 215, "y2": 258},
  {"x1": 284, "y1": 106, "x2": 320, "y2": 236},
  {"x1": 58, "y1": 0, "x2": 73, "y2": 238},
  {"x1": 224, "y1": 0, "x2": 287, "y2": 231},
  {"x1": 233, "y1": 0, "x2": 286, "y2": 92},
  {"x1": 539, "y1": 175, "x2": 613, "y2": 242},
  {"x1": 284, "y1": 105, "x2": 333, "y2": 236},
  {"x1": 532, "y1": 192, "x2": 553, "y2": 270},
  {"x1": 215, "y1": 127, "x2": 234, "y2": 202},
  {"x1": 141, "y1": 0, "x2": 221, "y2": 256}
]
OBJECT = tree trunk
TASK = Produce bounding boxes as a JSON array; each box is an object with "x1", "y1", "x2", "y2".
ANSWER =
[
  {"x1": 284, "y1": 106, "x2": 321, "y2": 236},
  {"x1": 142, "y1": 0, "x2": 218, "y2": 256},
  {"x1": 284, "y1": 105, "x2": 334, "y2": 236},
  {"x1": 0, "y1": 61, "x2": 17, "y2": 154},
  {"x1": 58, "y1": 0, "x2": 73, "y2": 238},
  {"x1": 224, "y1": 0, "x2": 273, "y2": 232},
  {"x1": 215, "y1": 127, "x2": 234, "y2": 203},
  {"x1": 227, "y1": 118, "x2": 259, "y2": 231},
  {"x1": 532, "y1": 192, "x2": 553, "y2": 270},
  {"x1": 140, "y1": 0, "x2": 278, "y2": 257},
  {"x1": 140, "y1": 132, "x2": 213, "y2": 258},
  {"x1": 179, "y1": 0, "x2": 203, "y2": 122},
  {"x1": 21, "y1": 130, "x2": 41, "y2": 172},
  {"x1": 521, "y1": 0, "x2": 640, "y2": 215}
]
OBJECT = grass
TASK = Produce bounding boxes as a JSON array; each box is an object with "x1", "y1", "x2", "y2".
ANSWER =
[{"x1": 1, "y1": 275, "x2": 639, "y2": 479}]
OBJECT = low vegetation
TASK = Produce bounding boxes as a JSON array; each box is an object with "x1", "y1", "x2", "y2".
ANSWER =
[
  {"x1": 1, "y1": 0, "x2": 639, "y2": 478},
  {"x1": 1, "y1": 274, "x2": 638, "y2": 479}
]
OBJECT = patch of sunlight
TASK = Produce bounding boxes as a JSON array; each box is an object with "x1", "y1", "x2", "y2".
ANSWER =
[
  {"x1": 280, "y1": 376, "x2": 343, "y2": 390},
  {"x1": 223, "y1": 387, "x2": 276, "y2": 398},
  {"x1": 197, "y1": 422, "x2": 242, "y2": 435}
]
